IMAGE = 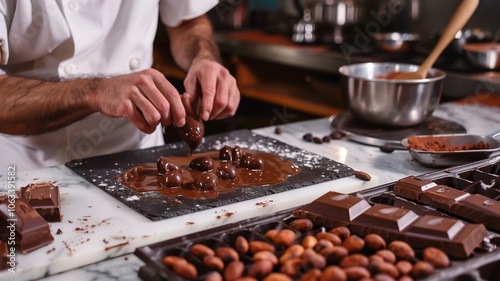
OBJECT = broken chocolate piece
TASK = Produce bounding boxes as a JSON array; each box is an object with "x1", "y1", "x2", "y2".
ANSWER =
[
  {"x1": 0, "y1": 197, "x2": 54, "y2": 254},
  {"x1": 20, "y1": 182, "x2": 61, "y2": 222}
]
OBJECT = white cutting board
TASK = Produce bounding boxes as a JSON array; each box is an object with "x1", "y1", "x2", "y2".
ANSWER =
[{"x1": 0, "y1": 163, "x2": 377, "y2": 281}]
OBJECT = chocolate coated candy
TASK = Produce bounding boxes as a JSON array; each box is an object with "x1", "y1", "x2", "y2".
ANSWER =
[
  {"x1": 160, "y1": 170, "x2": 183, "y2": 188},
  {"x1": 232, "y1": 146, "x2": 242, "y2": 166},
  {"x1": 157, "y1": 156, "x2": 181, "y2": 174},
  {"x1": 240, "y1": 153, "x2": 264, "y2": 170},
  {"x1": 217, "y1": 163, "x2": 237, "y2": 180},
  {"x1": 189, "y1": 156, "x2": 214, "y2": 172},
  {"x1": 176, "y1": 113, "x2": 204, "y2": 154},
  {"x1": 193, "y1": 173, "x2": 219, "y2": 190},
  {"x1": 123, "y1": 166, "x2": 144, "y2": 181},
  {"x1": 219, "y1": 146, "x2": 233, "y2": 162}
]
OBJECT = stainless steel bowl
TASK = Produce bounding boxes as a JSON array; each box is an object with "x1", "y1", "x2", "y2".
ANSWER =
[
  {"x1": 463, "y1": 43, "x2": 500, "y2": 70},
  {"x1": 372, "y1": 32, "x2": 420, "y2": 53},
  {"x1": 339, "y1": 63, "x2": 446, "y2": 127}
]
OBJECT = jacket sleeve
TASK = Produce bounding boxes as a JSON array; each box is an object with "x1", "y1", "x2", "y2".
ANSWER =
[
  {"x1": 159, "y1": 0, "x2": 219, "y2": 27},
  {"x1": 0, "y1": 0, "x2": 9, "y2": 65}
]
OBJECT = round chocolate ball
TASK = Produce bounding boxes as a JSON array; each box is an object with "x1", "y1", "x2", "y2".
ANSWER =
[
  {"x1": 216, "y1": 163, "x2": 237, "y2": 180},
  {"x1": 159, "y1": 170, "x2": 183, "y2": 188},
  {"x1": 232, "y1": 146, "x2": 242, "y2": 166},
  {"x1": 240, "y1": 154, "x2": 264, "y2": 170},
  {"x1": 193, "y1": 172, "x2": 219, "y2": 190},
  {"x1": 219, "y1": 146, "x2": 233, "y2": 162},
  {"x1": 189, "y1": 156, "x2": 214, "y2": 172}
]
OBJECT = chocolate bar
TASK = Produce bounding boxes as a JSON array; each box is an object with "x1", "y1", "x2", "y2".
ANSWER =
[
  {"x1": 293, "y1": 191, "x2": 488, "y2": 258},
  {"x1": 19, "y1": 182, "x2": 61, "y2": 222},
  {"x1": 0, "y1": 197, "x2": 54, "y2": 254},
  {"x1": 394, "y1": 176, "x2": 500, "y2": 232}
]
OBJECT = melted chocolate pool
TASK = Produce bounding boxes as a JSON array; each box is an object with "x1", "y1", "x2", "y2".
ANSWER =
[{"x1": 115, "y1": 146, "x2": 300, "y2": 199}]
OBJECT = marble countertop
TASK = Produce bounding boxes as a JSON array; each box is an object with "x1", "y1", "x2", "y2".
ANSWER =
[{"x1": 3, "y1": 102, "x2": 499, "y2": 281}]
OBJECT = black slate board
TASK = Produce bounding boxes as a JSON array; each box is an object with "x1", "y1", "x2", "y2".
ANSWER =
[{"x1": 65, "y1": 129, "x2": 355, "y2": 221}]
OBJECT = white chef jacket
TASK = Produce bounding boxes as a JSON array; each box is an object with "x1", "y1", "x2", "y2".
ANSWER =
[{"x1": 0, "y1": 0, "x2": 219, "y2": 175}]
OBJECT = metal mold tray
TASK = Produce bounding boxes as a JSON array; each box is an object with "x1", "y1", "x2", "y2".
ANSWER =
[{"x1": 135, "y1": 155, "x2": 500, "y2": 281}]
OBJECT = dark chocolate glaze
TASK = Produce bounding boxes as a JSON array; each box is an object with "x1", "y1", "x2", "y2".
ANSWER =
[
  {"x1": 176, "y1": 113, "x2": 204, "y2": 155},
  {"x1": 115, "y1": 148, "x2": 300, "y2": 199}
]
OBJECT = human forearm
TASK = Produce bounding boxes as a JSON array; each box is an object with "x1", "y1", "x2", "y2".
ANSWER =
[
  {"x1": 166, "y1": 15, "x2": 221, "y2": 71},
  {"x1": 0, "y1": 75, "x2": 97, "y2": 135}
]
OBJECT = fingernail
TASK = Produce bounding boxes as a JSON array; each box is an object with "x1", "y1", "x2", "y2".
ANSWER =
[
  {"x1": 202, "y1": 111, "x2": 210, "y2": 121},
  {"x1": 177, "y1": 118, "x2": 186, "y2": 127}
]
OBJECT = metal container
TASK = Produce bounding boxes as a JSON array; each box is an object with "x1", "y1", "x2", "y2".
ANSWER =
[
  {"x1": 339, "y1": 62, "x2": 446, "y2": 127},
  {"x1": 401, "y1": 130, "x2": 500, "y2": 168},
  {"x1": 372, "y1": 32, "x2": 420, "y2": 53},
  {"x1": 463, "y1": 43, "x2": 500, "y2": 70}
]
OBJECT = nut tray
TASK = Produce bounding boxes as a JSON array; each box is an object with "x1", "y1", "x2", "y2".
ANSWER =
[{"x1": 135, "y1": 155, "x2": 500, "y2": 281}]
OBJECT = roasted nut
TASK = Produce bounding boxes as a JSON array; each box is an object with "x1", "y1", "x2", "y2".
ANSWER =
[
  {"x1": 216, "y1": 246, "x2": 240, "y2": 264},
  {"x1": 289, "y1": 219, "x2": 314, "y2": 232},
  {"x1": 329, "y1": 226, "x2": 350, "y2": 241},
  {"x1": 375, "y1": 249, "x2": 396, "y2": 264},
  {"x1": 397, "y1": 275, "x2": 413, "y2": 281},
  {"x1": 224, "y1": 260, "x2": 245, "y2": 281},
  {"x1": 410, "y1": 261, "x2": 434, "y2": 279},
  {"x1": 345, "y1": 266, "x2": 371, "y2": 280},
  {"x1": 203, "y1": 255, "x2": 225, "y2": 271},
  {"x1": 369, "y1": 254, "x2": 385, "y2": 264},
  {"x1": 364, "y1": 234, "x2": 387, "y2": 252},
  {"x1": 249, "y1": 241, "x2": 275, "y2": 253},
  {"x1": 320, "y1": 265, "x2": 347, "y2": 281},
  {"x1": 279, "y1": 244, "x2": 304, "y2": 264},
  {"x1": 162, "y1": 255, "x2": 187, "y2": 267},
  {"x1": 422, "y1": 247, "x2": 450, "y2": 268},
  {"x1": 280, "y1": 257, "x2": 302, "y2": 277},
  {"x1": 395, "y1": 260, "x2": 413, "y2": 276},
  {"x1": 190, "y1": 243, "x2": 215, "y2": 258},
  {"x1": 316, "y1": 232, "x2": 342, "y2": 246},
  {"x1": 302, "y1": 235, "x2": 318, "y2": 249},
  {"x1": 342, "y1": 235, "x2": 365, "y2": 253},
  {"x1": 273, "y1": 229, "x2": 297, "y2": 247},
  {"x1": 234, "y1": 278, "x2": 258, "y2": 281},
  {"x1": 354, "y1": 171, "x2": 371, "y2": 181},
  {"x1": 314, "y1": 239, "x2": 334, "y2": 253},
  {"x1": 301, "y1": 248, "x2": 326, "y2": 270},
  {"x1": 372, "y1": 262, "x2": 399, "y2": 279},
  {"x1": 235, "y1": 235, "x2": 249, "y2": 255},
  {"x1": 374, "y1": 273, "x2": 397, "y2": 281},
  {"x1": 254, "y1": 250, "x2": 279, "y2": 266},
  {"x1": 247, "y1": 260, "x2": 274, "y2": 279},
  {"x1": 339, "y1": 253, "x2": 369, "y2": 268},
  {"x1": 204, "y1": 271, "x2": 223, "y2": 281},
  {"x1": 263, "y1": 273, "x2": 293, "y2": 281},
  {"x1": 265, "y1": 229, "x2": 279, "y2": 241},
  {"x1": 299, "y1": 268, "x2": 322, "y2": 281},
  {"x1": 172, "y1": 261, "x2": 198, "y2": 281},
  {"x1": 319, "y1": 246, "x2": 348, "y2": 265},
  {"x1": 388, "y1": 241, "x2": 415, "y2": 261}
]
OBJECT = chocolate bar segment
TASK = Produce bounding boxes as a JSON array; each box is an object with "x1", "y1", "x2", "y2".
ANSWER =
[
  {"x1": 20, "y1": 182, "x2": 61, "y2": 222},
  {"x1": 294, "y1": 192, "x2": 487, "y2": 258},
  {"x1": 394, "y1": 176, "x2": 500, "y2": 232},
  {"x1": 0, "y1": 197, "x2": 54, "y2": 254},
  {"x1": 292, "y1": 191, "x2": 370, "y2": 228}
]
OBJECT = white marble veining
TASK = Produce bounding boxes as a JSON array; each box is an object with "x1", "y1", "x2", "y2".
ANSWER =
[{"x1": 2, "y1": 102, "x2": 499, "y2": 281}]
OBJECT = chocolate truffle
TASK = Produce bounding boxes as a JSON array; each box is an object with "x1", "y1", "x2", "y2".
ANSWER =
[
  {"x1": 160, "y1": 170, "x2": 183, "y2": 188},
  {"x1": 157, "y1": 156, "x2": 181, "y2": 174},
  {"x1": 217, "y1": 163, "x2": 237, "y2": 180},
  {"x1": 189, "y1": 156, "x2": 214, "y2": 172},
  {"x1": 176, "y1": 113, "x2": 204, "y2": 155},
  {"x1": 193, "y1": 173, "x2": 219, "y2": 190}
]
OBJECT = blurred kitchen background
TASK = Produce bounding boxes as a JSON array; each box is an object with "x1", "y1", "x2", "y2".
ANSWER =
[{"x1": 157, "y1": 0, "x2": 499, "y2": 139}]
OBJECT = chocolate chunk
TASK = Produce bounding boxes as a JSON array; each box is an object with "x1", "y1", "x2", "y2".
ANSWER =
[
  {"x1": 193, "y1": 173, "x2": 219, "y2": 190},
  {"x1": 160, "y1": 170, "x2": 184, "y2": 188},
  {"x1": 0, "y1": 241, "x2": 8, "y2": 271},
  {"x1": 189, "y1": 156, "x2": 214, "y2": 172},
  {"x1": 423, "y1": 185, "x2": 470, "y2": 210},
  {"x1": 452, "y1": 194, "x2": 500, "y2": 231},
  {"x1": 157, "y1": 157, "x2": 181, "y2": 174},
  {"x1": 351, "y1": 204, "x2": 418, "y2": 232},
  {"x1": 176, "y1": 113, "x2": 204, "y2": 155},
  {"x1": 394, "y1": 176, "x2": 437, "y2": 200},
  {"x1": 219, "y1": 146, "x2": 233, "y2": 162},
  {"x1": 0, "y1": 197, "x2": 54, "y2": 254},
  {"x1": 240, "y1": 154, "x2": 264, "y2": 170},
  {"x1": 19, "y1": 182, "x2": 61, "y2": 222},
  {"x1": 293, "y1": 192, "x2": 371, "y2": 228},
  {"x1": 123, "y1": 166, "x2": 145, "y2": 181},
  {"x1": 217, "y1": 163, "x2": 237, "y2": 180}
]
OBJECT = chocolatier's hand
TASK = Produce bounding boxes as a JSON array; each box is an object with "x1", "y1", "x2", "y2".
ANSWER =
[
  {"x1": 90, "y1": 68, "x2": 186, "y2": 133},
  {"x1": 183, "y1": 59, "x2": 240, "y2": 121}
]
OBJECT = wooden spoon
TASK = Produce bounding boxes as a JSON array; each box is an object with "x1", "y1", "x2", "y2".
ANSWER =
[{"x1": 392, "y1": 0, "x2": 479, "y2": 80}]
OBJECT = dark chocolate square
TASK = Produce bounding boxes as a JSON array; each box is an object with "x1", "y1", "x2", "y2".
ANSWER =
[
  {"x1": 20, "y1": 183, "x2": 61, "y2": 222},
  {"x1": 351, "y1": 204, "x2": 418, "y2": 232},
  {"x1": 423, "y1": 185, "x2": 470, "y2": 211},
  {"x1": 405, "y1": 215, "x2": 465, "y2": 239}
]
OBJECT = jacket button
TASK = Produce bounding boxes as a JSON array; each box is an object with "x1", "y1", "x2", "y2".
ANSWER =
[
  {"x1": 129, "y1": 57, "x2": 141, "y2": 70},
  {"x1": 64, "y1": 64, "x2": 77, "y2": 75},
  {"x1": 68, "y1": 1, "x2": 79, "y2": 11}
]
